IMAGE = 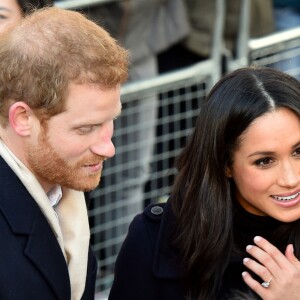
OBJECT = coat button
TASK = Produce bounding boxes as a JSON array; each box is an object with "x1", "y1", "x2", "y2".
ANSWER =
[{"x1": 151, "y1": 206, "x2": 163, "y2": 215}]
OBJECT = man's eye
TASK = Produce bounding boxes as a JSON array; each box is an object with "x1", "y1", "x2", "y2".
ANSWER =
[{"x1": 77, "y1": 126, "x2": 93, "y2": 134}]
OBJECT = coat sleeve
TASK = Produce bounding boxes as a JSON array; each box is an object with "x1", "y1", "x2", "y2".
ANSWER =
[{"x1": 108, "y1": 213, "x2": 160, "y2": 300}]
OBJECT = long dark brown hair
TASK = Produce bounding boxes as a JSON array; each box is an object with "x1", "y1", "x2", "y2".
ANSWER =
[{"x1": 170, "y1": 66, "x2": 300, "y2": 299}]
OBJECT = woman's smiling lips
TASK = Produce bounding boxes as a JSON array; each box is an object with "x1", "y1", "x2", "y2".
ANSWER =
[{"x1": 271, "y1": 190, "x2": 300, "y2": 208}]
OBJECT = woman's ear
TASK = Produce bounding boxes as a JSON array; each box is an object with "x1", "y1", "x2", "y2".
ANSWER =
[
  {"x1": 8, "y1": 102, "x2": 33, "y2": 136},
  {"x1": 225, "y1": 166, "x2": 232, "y2": 178}
]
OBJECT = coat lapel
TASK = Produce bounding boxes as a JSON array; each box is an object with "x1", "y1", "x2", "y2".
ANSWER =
[
  {"x1": 0, "y1": 156, "x2": 70, "y2": 300},
  {"x1": 151, "y1": 201, "x2": 185, "y2": 279}
]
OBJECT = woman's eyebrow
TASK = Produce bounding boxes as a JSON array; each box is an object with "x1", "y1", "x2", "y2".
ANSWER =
[
  {"x1": 0, "y1": 7, "x2": 11, "y2": 12},
  {"x1": 292, "y1": 141, "x2": 300, "y2": 149},
  {"x1": 248, "y1": 151, "x2": 275, "y2": 158}
]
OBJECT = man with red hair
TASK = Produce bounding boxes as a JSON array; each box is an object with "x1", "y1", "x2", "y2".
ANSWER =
[{"x1": 0, "y1": 7, "x2": 128, "y2": 300}]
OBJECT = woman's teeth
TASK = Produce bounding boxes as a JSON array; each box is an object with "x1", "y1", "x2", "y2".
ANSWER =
[{"x1": 272, "y1": 192, "x2": 300, "y2": 201}]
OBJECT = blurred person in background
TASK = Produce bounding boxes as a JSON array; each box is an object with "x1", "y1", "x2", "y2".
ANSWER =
[
  {"x1": 0, "y1": 0, "x2": 22, "y2": 32},
  {"x1": 0, "y1": 7, "x2": 128, "y2": 299},
  {"x1": 158, "y1": 0, "x2": 274, "y2": 72},
  {"x1": 0, "y1": 0, "x2": 52, "y2": 33},
  {"x1": 274, "y1": 0, "x2": 300, "y2": 31}
]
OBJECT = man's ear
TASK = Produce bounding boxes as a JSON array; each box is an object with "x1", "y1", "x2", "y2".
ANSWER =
[{"x1": 8, "y1": 102, "x2": 33, "y2": 136}]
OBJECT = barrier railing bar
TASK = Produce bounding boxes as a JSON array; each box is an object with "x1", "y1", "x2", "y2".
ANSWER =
[
  {"x1": 54, "y1": 0, "x2": 118, "y2": 9},
  {"x1": 249, "y1": 27, "x2": 300, "y2": 51},
  {"x1": 235, "y1": 0, "x2": 250, "y2": 61},
  {"x1": 121, "y1": 59, "x2": 214, "y2": 95},
  {"x1": 210, "y1": 0, "x2": 225, "y2": 82}
]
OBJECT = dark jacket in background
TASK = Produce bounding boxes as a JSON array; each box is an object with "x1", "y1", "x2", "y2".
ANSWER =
[{"x1": 85, "y1": 0, "x2": 189, "y2": 68}]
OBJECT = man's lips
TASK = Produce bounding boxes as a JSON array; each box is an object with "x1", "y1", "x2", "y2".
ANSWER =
[{"x1": 84, "y1": 162, "x2": 103, "y2": 173}]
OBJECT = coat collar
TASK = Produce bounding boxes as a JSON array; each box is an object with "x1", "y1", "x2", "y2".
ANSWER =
[
  {"x1": 0, "y1": 156, "x2": 70, "y2": 300},
  {"x1": 145, "y1": 201, "x2": 185, "y2": 279}
]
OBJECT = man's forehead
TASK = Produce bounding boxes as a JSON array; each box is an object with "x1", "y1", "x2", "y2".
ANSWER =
[{"x1": 57, "y1": 83, "x2": 121, "y2": 119}]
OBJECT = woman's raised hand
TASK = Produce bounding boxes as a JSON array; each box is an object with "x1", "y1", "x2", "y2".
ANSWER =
[{"x1": 242, "y1": 236, "x2": 300, "y2": 300}]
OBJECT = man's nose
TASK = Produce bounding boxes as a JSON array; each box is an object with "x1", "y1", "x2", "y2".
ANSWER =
[{"x1": 90, "y1": 123, "x2": 116, "y2": 158}]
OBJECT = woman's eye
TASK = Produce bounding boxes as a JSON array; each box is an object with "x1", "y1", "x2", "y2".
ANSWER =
[
  {"x1": 255, "y1": 157, "x2": 274, "y2": 168},
  {"x1": 293, "y1": 148, "x2": 300, "y2": 157}
]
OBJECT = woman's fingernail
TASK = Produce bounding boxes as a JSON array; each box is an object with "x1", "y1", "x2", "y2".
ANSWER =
[
  {"x1": 246, "y1": 245, "x2": 253, "y2": 251},
  {"x1": 242, "y1": 271, "x2": 247, "y2": 277},
  {"x1": 254, "y1": 236, "x2": 262, "y2": 243},
  {"x1": 243, "y1": 257, "x2": 250, "y2": 264}
]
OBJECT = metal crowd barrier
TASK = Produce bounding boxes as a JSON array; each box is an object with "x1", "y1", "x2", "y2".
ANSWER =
[
  {"x1": 248, "y1": 26, "x2": 300, "y2": 80},
  {"x1": 54, "y1": 0, "x2": 117, "y2": 9},
  {"x1": 226, "y1": 0, "x2": 300, "y2": 78},
  {"x1": 92, "y1": 60, "x2": 220, "y2": 298}
]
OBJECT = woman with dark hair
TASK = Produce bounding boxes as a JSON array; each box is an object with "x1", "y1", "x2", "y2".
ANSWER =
[
  {"x1": 109, "y1": 66, "x2": 300, "y2": 300},
  {"x1": 0, "y1": 0, "x2": 52, "y2": 33}
]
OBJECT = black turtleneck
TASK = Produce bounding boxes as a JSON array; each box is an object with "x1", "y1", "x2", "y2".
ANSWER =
[{"x1": 218, "y1": 200, "x2": 287, "y2": 300}]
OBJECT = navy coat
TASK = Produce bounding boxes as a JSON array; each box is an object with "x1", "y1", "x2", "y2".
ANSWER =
[
  {"x1": 109, "y1": 202, "x2": 186, "y2": 300},
  {"x1": 109, "y1": 201, "x2": 269, "y2": 300},
  {"x1": 0, "y1": 156, "x2": 97, "y2": 300}
]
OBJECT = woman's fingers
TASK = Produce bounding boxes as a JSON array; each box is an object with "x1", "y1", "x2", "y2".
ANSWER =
[
  {"x1": 241, "y1": 271, "x2": 270, "y2": 299},
  {"x1": 245, "y1": 237, "x2": 282, "y2": 278},
  {"x1": 242, "y1": 237, "x2": 300, "y2": 300},
  {"x1": 243, "y1": 256, "x2": 273, "y2": 284},
  {"x1": 252, "y1": 236, "x2": 288, "y2": 270},
  {"x1": 285, "y1": 244, "x2": 300, "y2": 265}
]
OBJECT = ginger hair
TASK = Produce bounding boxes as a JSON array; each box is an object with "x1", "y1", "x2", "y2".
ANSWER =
[{"x1": 0, "y1": 7, "x2": 129, "y2": 126}]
